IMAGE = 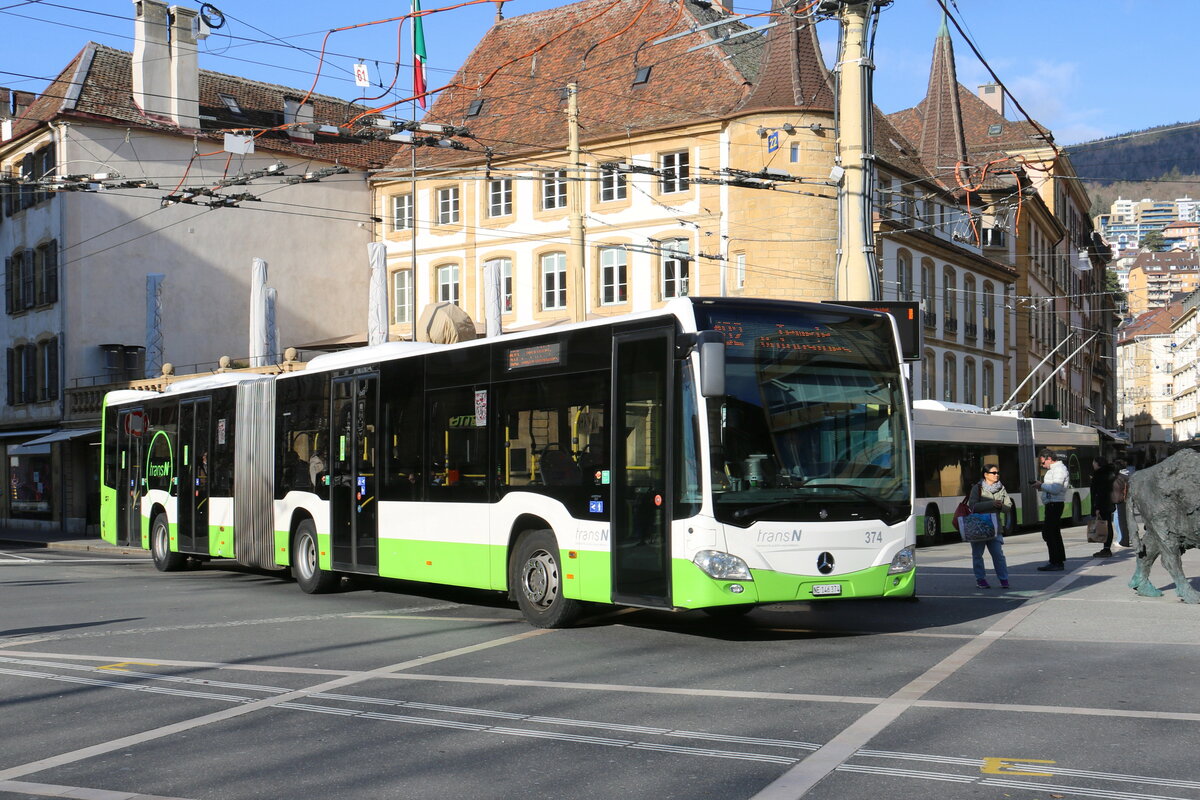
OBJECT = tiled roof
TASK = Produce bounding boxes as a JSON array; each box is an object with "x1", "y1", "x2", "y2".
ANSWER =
[
  {"x1": 1131, "y1": 250, "x2": 1200, "y2": 271},
  {"x1": 6, "y1": 44, "x2": 398, "y2": 169},
  {"x1": 737, "y1": 4, "x2": 833, "y2": 115},
  {"x1": 394, "y1": 0, "x2": 767, "y2": 171}
]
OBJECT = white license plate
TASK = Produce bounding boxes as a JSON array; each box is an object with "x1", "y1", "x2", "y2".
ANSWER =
[{"x1": 812, "y1": 584, "x2": 842, "y2": 597}]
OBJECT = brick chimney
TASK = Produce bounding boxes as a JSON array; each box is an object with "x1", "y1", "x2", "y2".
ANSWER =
[
  {"x1": 131, "y1": 0, "x2": 199, "y2": 128},
  {"x1": 977, "y1": 83, "x2": 1004, "y2": 117}
]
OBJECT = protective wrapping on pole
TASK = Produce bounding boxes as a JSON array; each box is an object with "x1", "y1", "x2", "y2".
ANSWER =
[
  {"x1": 248, "y1": 258, "x2": 268, "y2": 367},
  {"x1": 367, "y1": 242, "x2": 389, "y2": 346},
  {"x1": 484, "y1": 261, "x2": 502, "y2": 338},
  {"x1": 145, "y1": 273, "x2": 165, "y2": 378}
]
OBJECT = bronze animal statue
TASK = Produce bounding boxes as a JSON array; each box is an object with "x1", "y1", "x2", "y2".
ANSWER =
[{"x1": 1127, "y1": 449, "x2": 1200, "y2": 603}]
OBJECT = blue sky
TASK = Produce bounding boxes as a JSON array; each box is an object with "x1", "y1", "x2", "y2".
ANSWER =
[{"x1": 1, "y1": 0, "x2": 1191, "y2": 147}]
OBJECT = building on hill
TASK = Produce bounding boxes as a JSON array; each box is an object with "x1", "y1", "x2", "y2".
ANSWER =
[
  {"x1": 1125, "y1": 251, "x2": 1200, "y2": 317},
  {"x1": 1162, "y1": 219, "x2": 1199, "y2": 251},
  {"x1": 887, "y1": 20, "x2": 1113, "y2": 428},
  {"x1": 371, "y1": 0, "x2": 1050, "y2": 416},
  {"x1": 1097, "y1": 196, "x2": 1198, "y2": 256},
  {"x1": 0, "y1": 0, "x2": 396, "y2": 532}
]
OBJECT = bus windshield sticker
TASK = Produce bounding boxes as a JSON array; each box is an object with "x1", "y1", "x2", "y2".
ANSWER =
[{"x1": 506, "y1": 342, "x2": 562, "y2": 370}]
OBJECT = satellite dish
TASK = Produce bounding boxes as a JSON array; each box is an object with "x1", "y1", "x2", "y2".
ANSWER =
[{"x1": 415, "y1": 302, "x2": 477, "y2": 344}]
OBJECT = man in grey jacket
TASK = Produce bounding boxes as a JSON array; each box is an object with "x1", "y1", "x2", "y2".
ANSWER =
[{"x1": 1033, "y1": 448, "x2": 1070, "y2": 571}]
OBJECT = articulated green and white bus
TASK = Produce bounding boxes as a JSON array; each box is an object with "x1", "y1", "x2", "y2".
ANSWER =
[
  {"x1": 101, "y1": 297, "x2": 916, "y2": 627},
  {"x1": 913, "y1": 400, "x2": 1103, "y2": 544}
]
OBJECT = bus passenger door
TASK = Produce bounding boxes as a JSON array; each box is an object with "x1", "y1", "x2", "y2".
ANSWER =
[
  {"x1": 116, "y1": 408, "x2": 144, "y2": 547},
  {"x1": 610, "y1": 328, "x2": 673, "y2": 608},
  {"x1": 178, "y1": 398, "x2": 211, "y2": 555},
  {"x1": 330, "y1": 374, "x2": 379, "y2": 574}
]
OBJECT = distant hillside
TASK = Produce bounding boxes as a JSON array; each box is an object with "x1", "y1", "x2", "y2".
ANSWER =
[{"x1": 1065, "y1": 122, "x2": 1200, "y2": 216}]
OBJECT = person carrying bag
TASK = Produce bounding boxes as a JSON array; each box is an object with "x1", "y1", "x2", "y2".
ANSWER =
[{"x1": 965, "y1": 463, "x2": 1013, "y2": 589}]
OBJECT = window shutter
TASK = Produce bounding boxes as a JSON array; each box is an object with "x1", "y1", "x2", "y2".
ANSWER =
[
  {"x1": 4, "y1": 256, "x2": 12, "y2": 314},
  {"x1": 20, "y1": 153, "x2": 34, "y2": 210},
  {"x1": 22, "y1": 248, "x2": 34, "y2": 309},
  {"x1": 47, "y1": 337, "x2": 58, "y2": 401},
  {"x1": 5, "y1": 348, "x2": 13, "y2": 406},
  {"x1": 23, "y1": 344, "x2": 36, "y2": 403},
  {"x1": 45, "y1": 241, "x2": 57, "y2": 304}
]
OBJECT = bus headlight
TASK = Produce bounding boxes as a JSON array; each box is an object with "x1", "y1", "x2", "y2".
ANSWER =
[
  {"x1": 693, "y1": 550, "x2": 753, "y2": 580},
  {"x1": 888, "y1": 546, "x2": 916, "y2": 574}
]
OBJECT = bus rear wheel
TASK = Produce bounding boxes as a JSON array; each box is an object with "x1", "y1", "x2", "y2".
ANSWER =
[
  {"x1": 511, "y1": 529, "x2": 581, "y2": 629},
  {"x1": 293, "y1": 520, "x2": 338, "y2": 594},
  {"x1": 151, "y1": 514, "x2": 185, "y2": 572}
]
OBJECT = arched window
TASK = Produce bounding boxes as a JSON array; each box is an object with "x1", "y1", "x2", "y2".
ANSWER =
[
  {"x1": 923, "y1": 348, "x2": 937, "y2": 400},
  {"x1": 963, "y1": 274, "x2": 977, "y2": 339},
  {"x1": 942, "y1": 267, "x2": 957, "y2": 334},
  {"x1": 435, "y1": 263, "x2": 460, "y2": 305},
  {"x1": 921, "y1": 259, "x2": 936, "y2": 328},
  {"x1": 942, "y1": 353, "x2": 956, "y2": 402},
  {"x1": 896, "y1": 249, "x2": 913, "y2": 301},
  {"x1": 982, "y1": 281, "x2": 996, "y2": 346},
  {"x1": 964, "y1": 358, "x2": 977, "y2": 406}
]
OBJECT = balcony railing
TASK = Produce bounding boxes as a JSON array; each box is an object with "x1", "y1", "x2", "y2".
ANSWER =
[
  {"x1": 943, "y1": 317, "x2": 958, "y2": 335},
  {"x1": 923, "y1": 311, "x2": 937, "y2": 329},
  {"x1": 965, "y1": 322, "x2": 978, "y2": 339},
  {"x1": 983, "y1": 327, "x2": 996, "y2": 345}
]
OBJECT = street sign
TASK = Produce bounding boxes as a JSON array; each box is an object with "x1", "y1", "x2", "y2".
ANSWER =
[{"x1": 767, "y1": 131, "x2": 779, "y2": 153}]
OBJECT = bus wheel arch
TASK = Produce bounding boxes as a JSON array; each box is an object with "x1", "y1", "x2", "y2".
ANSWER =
[
  {"x1": 292, "y1": 517, "x2": 338, "y2": 594},
  {"x1": 151, "y1": 510, "x2": 185, "y2": 572},
  {"x1": 509, "y1": 527, "x2": 582, "y2": 629}
]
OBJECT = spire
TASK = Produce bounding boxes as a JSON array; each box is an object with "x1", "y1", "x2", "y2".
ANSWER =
[
  {"x1": 738, "y1": 2, "x2": 834, "y2": 114},
  {"x1": 916, "y1": 14, "x2": 968, "y2": 172}
]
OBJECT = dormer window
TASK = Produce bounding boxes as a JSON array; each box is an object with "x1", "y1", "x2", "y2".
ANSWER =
[
  {"x1": 218, "y1": 93, "x2": 244, "y2": 118},
  {"x1": 466, "y1": 98, "x2": 484, "y2": 117},
  {"x1": 988, "y1": 123, "x2": 1003, "y2": 136}
]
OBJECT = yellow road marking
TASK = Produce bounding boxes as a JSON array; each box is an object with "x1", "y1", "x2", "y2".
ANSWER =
[
  {"x1": 97, "y1": 661, "x2": 159, "y2": 671},
  {"x1": 981, "y1": 757, "x2": 1055, "y2": 776}
]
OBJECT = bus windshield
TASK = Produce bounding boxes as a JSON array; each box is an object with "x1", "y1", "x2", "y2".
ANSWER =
[{"x1": 697, "y1": 305, "x2": 911, "y2": 526}]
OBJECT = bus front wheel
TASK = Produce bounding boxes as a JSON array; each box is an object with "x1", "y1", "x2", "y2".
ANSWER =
[
  {"x1": 923, "y1": 505, "x2": 941, "y2": 540},
  {"x1": 293, "y1": 520, "x2": 338, "y2": 594},
  {"x1": 151, "y1": 514, "x2": 185, "y2": 572},
  {"x1": 511, "y1": 529, "x2": 581, "y2": 629}
]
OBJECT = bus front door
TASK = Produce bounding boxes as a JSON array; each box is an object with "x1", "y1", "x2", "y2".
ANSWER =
[
  {"x1": 330, "y1": 374, "x2": 379, "y2": 574},
  {"x1": 611, "y1": 328, "x2": 673, "y2": 608},
  {"x1": 177, "y1": 398, "x2": 211, "y2": 555},
  {"x1": 116, "y1": 408, "x2": 145, "y2": 547}
]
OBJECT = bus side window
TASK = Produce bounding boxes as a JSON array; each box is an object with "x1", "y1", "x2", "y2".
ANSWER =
[
  {"x1": 381, "y1": 360, "x2": 423, "y2": 502},
  {"x1": 426, "y1": 387, "x2": 489, "y2": 502}
]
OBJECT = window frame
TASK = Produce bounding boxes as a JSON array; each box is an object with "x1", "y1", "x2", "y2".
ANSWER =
[
  {"x1": 392, "y1": 269, "x2": 412, "y2": 324},
  {"x1": 487, "y1": 178, "x2": 513, "y2": 217},
  {"x1": 599, "y1": 246, "x2": 627, "y2": 306},
  {"x1": 436, "y1": 186, "x2": 460, "y2": 225},
  {"x1": 540, "y1": 252, "x2": 567, "y2": 311},
  {"x1": 436, "y1": 263, "x2": 460, "y2": 305},
  {"x1": 659, "y1": 150, "x2": 690, "y2": 194},
  {"x1": 390, "y1": 193, "x2": 413, "y2": 232},
  {"x1": 541, "y1": 170, "x2": 567, "y2": 211}
]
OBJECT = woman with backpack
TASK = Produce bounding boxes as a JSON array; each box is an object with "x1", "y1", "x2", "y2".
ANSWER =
[{"x1": 967, "y1": 463, "x2": 1013, "y2": 589}]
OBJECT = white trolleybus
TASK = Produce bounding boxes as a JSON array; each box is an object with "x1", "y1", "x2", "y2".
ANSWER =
[
  {"x1": 101, "y1": 298, "x2": 916, "y2": 627},
  {"x1": 913, "y1": 400, "x2": 1103, "y2": 544}
]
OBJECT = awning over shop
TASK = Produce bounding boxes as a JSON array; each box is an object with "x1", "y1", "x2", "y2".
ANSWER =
[
  {"x1": 0, "y1": 428, "x2": 55, "y2": 440},
  {"x1": 9, "y1": 428, "x2": 100, "y2": 454},
  {"x1": 1095, "y1": 426, "x2": 1130, "y2": 443}
]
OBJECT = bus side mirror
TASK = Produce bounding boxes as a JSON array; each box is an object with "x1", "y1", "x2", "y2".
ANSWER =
[{"x1": 696, "y1": 331, "x2": 725, "y2": 398}]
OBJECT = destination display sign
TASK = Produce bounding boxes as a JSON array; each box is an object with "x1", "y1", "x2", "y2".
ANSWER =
[{"x1": 506, "y1": 341, "x2": 563, "y2": 371}]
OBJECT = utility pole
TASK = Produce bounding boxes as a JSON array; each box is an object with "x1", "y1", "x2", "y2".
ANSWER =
[
  {"x1": 833, "y1": 1, "x2": 880, "y2": 302},
  {"x1": 567, "y1": 83, "x2": 586, "y2": 323}
]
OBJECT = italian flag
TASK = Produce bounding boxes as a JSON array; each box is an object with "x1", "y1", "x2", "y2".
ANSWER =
[{"x1": 412, "y1": 0, "x2": 428, "y2": 109}]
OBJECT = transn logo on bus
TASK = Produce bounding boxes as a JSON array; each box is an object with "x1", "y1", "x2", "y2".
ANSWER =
[{"x1": 758, "y1": 529, "x2": 801, "y2": 545}]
